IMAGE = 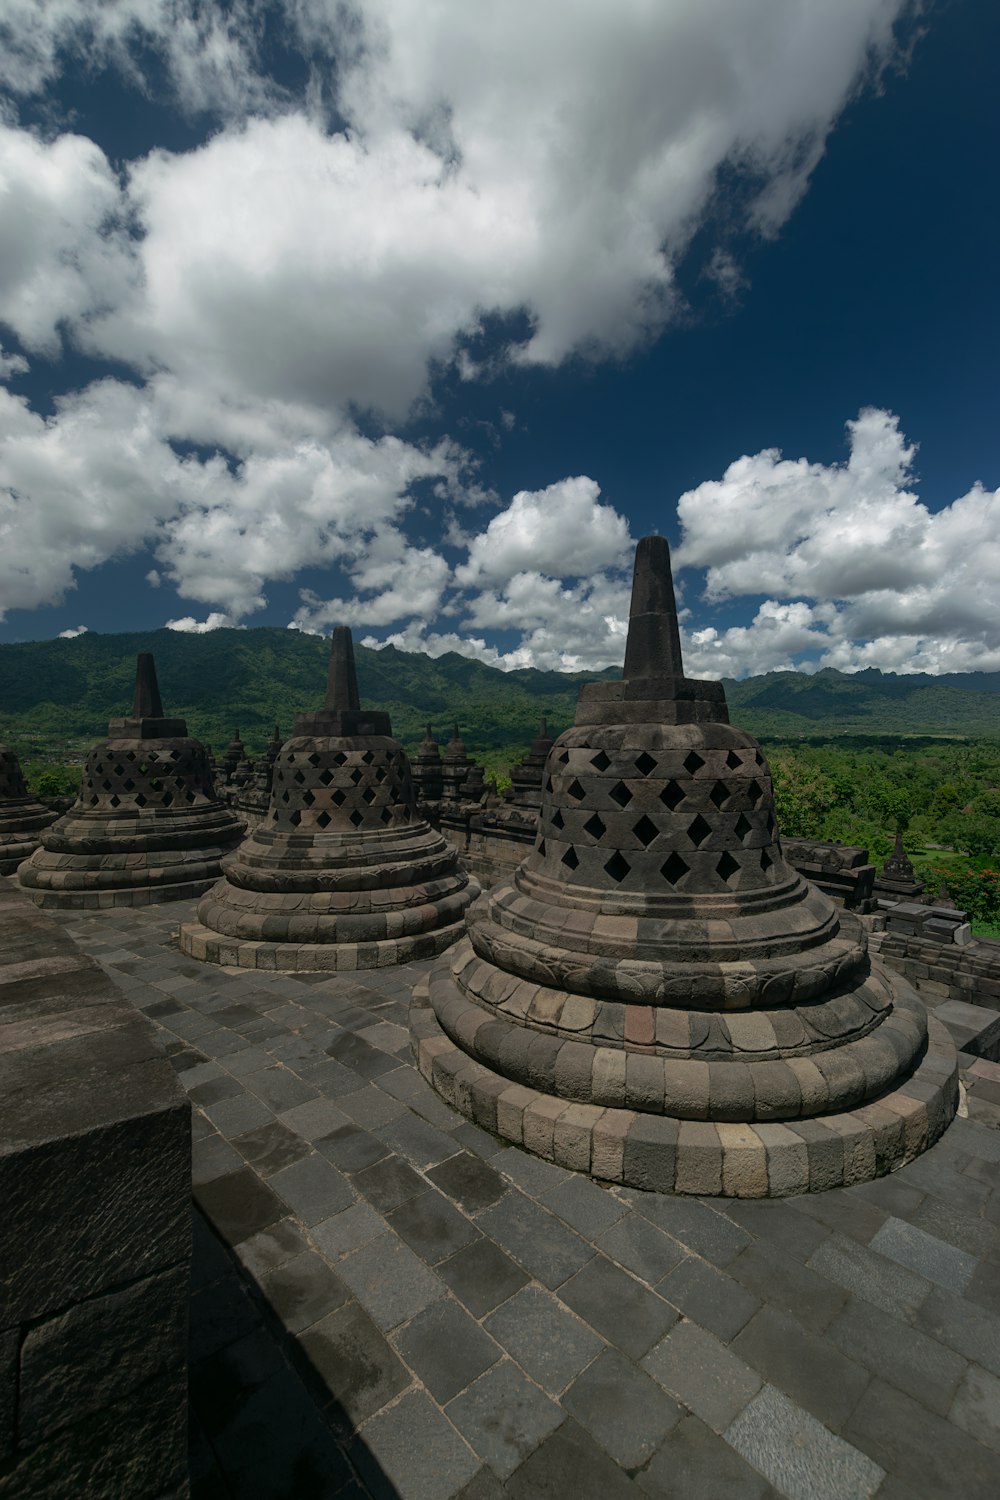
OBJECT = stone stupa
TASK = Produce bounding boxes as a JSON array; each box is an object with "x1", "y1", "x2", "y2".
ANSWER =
[
  {"x1": 412, "y1": 536, "x2": 957, "y2": 1197},
  {"x1": 505, "y1": 717, "x2": 555, "y2": 810},
  {"x1": 18, "y1": 654, "x2": 243, "y2": 908},
  {"x1": 180, "y1": 627, "x2": 479, "y2": 970},
  {"x1": 0, "y1": 742, "x2": 58, "y2": 876}
]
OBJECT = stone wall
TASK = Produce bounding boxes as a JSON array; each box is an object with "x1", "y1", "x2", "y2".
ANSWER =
[
  {"x1": 0, "y1": 881, "x2": 191, "y2": 1499},
  {"x1": 874, "y1": 920, "x2": 1000, "y2": 1012}
]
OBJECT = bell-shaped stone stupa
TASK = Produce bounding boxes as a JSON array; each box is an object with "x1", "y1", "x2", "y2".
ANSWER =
[
  {"x1": 0, "y1": 742, "x2": 58, "y2": 876},
  {"x1": 18, "y1": 654, "x2": 243, "y2": 908},
  {"x1": 412, "y1": 537, "x2": 957, "y2": 1197},
  {"x1": 180, "y1": 627, "x2": 479, "y2": 970}
]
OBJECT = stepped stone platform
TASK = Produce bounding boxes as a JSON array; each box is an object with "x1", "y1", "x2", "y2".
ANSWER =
[
  {"x1": 413, "y1": 538, "x2": 958, "y2": 1196},
  {"x1": 39, "y1": 895, "x2": 1000, "y2": 1499},
  {"x1": 17, "y1": 653, "x2": 242, "y2": 909},
  {"x1": 0, "y1": 741, "x2": 57, "y2": 876},
  {"x1": 180, "y1": 628, "x2": 478, "y2": 972}
]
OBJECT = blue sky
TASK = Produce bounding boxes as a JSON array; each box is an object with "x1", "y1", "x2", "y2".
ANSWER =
[{"x1": 0, "y1": 1, "x2": 997, "y2": 677}]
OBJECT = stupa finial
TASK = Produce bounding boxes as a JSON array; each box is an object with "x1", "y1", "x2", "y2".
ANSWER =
[
  {"x1": 325, "y1": 626, "x2": 361, "y2": 712},
  {"x1": 132, "y1": 653, "x2": 165, "y2": 719},
  {"x1": 622, "y1": 534, "x2": 685, "y2": 681}
]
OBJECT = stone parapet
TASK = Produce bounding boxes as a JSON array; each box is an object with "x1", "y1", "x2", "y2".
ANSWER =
[
  {"x1": 874, "y1": 921, "x2": 1000, "y2": 1009},
  {"x1": 0, "y1": 881, "x2": 191, "y2": 1498}
]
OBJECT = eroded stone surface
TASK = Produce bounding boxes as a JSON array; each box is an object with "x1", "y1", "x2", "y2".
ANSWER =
[{"x1": 0, "y1": 743, "x2": 58, "y2": 877}]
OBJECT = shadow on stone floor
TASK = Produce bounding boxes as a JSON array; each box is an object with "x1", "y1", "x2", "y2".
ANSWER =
[{"x1": 189, "y1": 1207, "x2": 398, "y2": 1500}]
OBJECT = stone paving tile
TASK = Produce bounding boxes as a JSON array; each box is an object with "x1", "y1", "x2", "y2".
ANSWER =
[
  {"x1": 727, "y1": 1238, "x2": 849, "y2": 1334},
  {"x1": 386, "y1": 1188, "x2": 483, "y2": 1265},
  {"x1": 637, "y1": 1412, "x2": 778, "y2": 1500},
  {"x1": 437, "y1": 1239, "x2": 531, "y2": 1319},
  {"x1": 484, "y1": 1285, "x2": 604, "y2": 1394},
  {"x1": 966, "y1": 1259, "x2": 1000, "y2": 1315},
  {"x1": 299, "y1": 1299, "x2": 411, "y2": 1429},
  {"x1": 231, "y1": 1118, "x2": 313, "y2": 1176},
  {"x1": 202, "y1": 1091, "x2": 274, "y2": 1136},
  {"x1": 722, "y1": 1197, "x2": 830, "y2": 1263},
  {"x1": 278, "y1": 1096, "x2": 352, "y2": 1143},
  {"x1": 336, "y1": 1085, "x2": 409, "y2": 1129},
  {"x1": 428, "y1": 1151, "x2": 510, "y2": 1214},
  {"x1": 336, "y1": 1230, "x2": 445, "y2": 1331},
  {"x1": 844, "y1": 1376, "x2": 1000, "y2": 1500},
  {"x1": 312, "y1": 1201, "x2": 388, "y2": 1262},
  {"x1": 351, "y1": 1389, "x2": 481, "y2": 1500},
  {"x1": 563, "y1": 1346, "x2": 682, "y2": 1470},
  {"x1": 258, "y1": 1250, "x2": 350, "y2": 1335},
  {"x1": 269, "y1": 1151, "x2": 356, "y2": 1225},
  {"x1": 192, "y1": 1131, "x2": 244, "y2": 1186},
  {"x1": 950, "y1": 1364, "x2": 1000, "y2": 1454},
  {"x1": 235, "y1": 1218, "x2": 312, "y2": 1281},
  {"x1": 494, "y1": 1150, "x2": 573, "y2": 1197},
  {"x1": 394, "y1": 1297, "x2": 503, "y2": 1403},
  {"x1": 498, "y1": 1419, "x2": 635, "y2": 1500},
  {"x1": 806, "y1": 1231, "x2": 932, "y2": 1321},
  {"x1": 642, "y1": 1319, "x2": 762, "y2": 1434},
  {"x1": 656, "y1": 1254, "x2": 760, "y2": 1342},
  {"x1": 733, "y1": 1304, "x2": 870, "y2": 1431},
  {"x1": 826, "y1": 1295, "x2": 967, "y2": 1415},
  {"x1": 726, "y1": 1384, "x2": 884, "y2": 1500},
  {"x1": 539, "y1": 1176, "x2": 628, "y2": 1238},
  {"x1": 915, "y1": 1284, "x2": 1000, "y2": 1377},
  {"x1": 559, "y1": 1253, "x2": 678, "y2": 1359},
  {"x1": 594, "y1": 1212, "x2": 687, "y2": 1286},
  {"x1": 870, "y1": 1215, "x2": 977, "y2": 1293},
  {"x1": 476, "y1": 1191, "x2": 595, "y2": 1290},
  {"x1": 316, "y1": 1123, "x2": 391, "y2": 1174},
  {"x1": 628, "y1": 1193, "x2": 752, "y2": 1266},
  {"x1": 195, "y1": 1167, "x2": 286, "y2": 1246},
  {"x1": 374, "y1": 1112, "x2": 460, "y2": 1169},
  {"x1": 446, "y1": 1360, "x2": 564, "y2": 1482},
  {"x1": 352, "y1": 1153, "x2": 427, "y2": 1214}
]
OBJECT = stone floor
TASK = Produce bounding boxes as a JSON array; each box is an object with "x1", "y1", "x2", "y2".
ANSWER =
[{"x1": 55, "y1": 899, "x2": 1000, "y2": 1500}]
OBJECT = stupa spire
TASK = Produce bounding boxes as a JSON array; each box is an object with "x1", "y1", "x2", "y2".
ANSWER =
[
  {"x1": 132, "y1": 652, "x2": 165, "y2": 719},
  {"x1": 622, "y1": 533, "x2": 685, "y2": 682},
  {"x1": 325, "y1": 626, "x2": 361, "y2": 712}
]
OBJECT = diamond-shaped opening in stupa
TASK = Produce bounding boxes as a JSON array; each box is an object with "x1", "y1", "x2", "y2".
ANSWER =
[
  {"x1": 660, "y1": 780, "x2": 685, "y2": 812},
  {"x1": 315, "y1": 811, "x2": 332, "y2": 828},
  {"x1": 566, "y1": 778, "x2": 586, "y2": 801},
  {"x1": 634, "y1": 751, "x2": 657, "y2": 777},
  {"x1": 350, "y1": 769, "x2": 363, "y2": 785},
  {"x1": 747, "y1": 778, "x2": 763, "y2": 805},
  {"x1": 362, "y1": 788, "x2": 376, "y2": 804},
  {"x1": 590, "y1": 750, "x2": 611, "y2": 771},
  {"x1": 734, "y1": 812, "x2": 753, "y2": 843},
  {"x1": 604, "y1": 851, "x2": 631, "y2": 883},
  {"x1": 717, "y1": 850, "x2": 740, "y2": 885},
  {"x1": 331, "y1": 789, "x2": 346, "y2": 806},
  {"x1": 688, "y1": 814, "x2": 711, "y2": 847},
  {"x1": 609, "y1": 780, "x2": 632, "y2": 808},
  {"x1": 632, "y1": 814, "x2": 658, "y2": 847},
  {"x1": 660, "y1": 851, "x2": 689, "y2": 885},
  {"x1": 684, "y1": 751, "x2": 706, "y2": 774},
  {"x1": 550, "y1": 808, "x2": 565, "y2": 830},
  {"x1": 583, "y1": 812, "x2": 606, "y2": 841},
  {"x1": 562, "y1": 845, "x2": 580, "y2": 870},
  {"x1": 709, "y1": 781, "x2": 729, "y2": 810},
  {"x1": 726, "y1": 750, "x2": 742, "y2": 769},
  {"x1": 362, "y1": 751, "x2": 374, "y2": 764},
  {"x1": 349, "y1": 810, "x2": 364, "y2": 827}
]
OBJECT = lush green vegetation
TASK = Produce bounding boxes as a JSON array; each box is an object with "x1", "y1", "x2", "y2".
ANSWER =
[{"x1": 5, "y1": 628, "x2": 1000, "y2": 929}]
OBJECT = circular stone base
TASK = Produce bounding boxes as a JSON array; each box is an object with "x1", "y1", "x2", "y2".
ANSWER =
[
  {"x1": 410, "y1": 982, "x2": 959, "y2": 1197},
  {"x1": 25, "y1": 875, "x2": 222, "y2": 910},
  {"x1": 179, "y1": 918, "x2": 469, "y2": 972}
]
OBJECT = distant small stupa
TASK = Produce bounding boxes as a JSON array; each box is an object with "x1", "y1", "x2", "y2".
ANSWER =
[
  {"x1": 18, "y1": 654, "x2": 243, "y2": 907},
  {"x1": 0, "y1": 740, "x2": 58, "y2": 876}
]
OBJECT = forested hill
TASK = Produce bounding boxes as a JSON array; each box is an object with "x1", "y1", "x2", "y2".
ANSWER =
[{"x1": 1, "y1": 628, "x2": 998, "y2": 754}]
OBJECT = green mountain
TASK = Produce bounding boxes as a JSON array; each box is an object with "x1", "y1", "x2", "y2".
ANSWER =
[{"x1": 1, "y1": 630, "x2": 998, "y2": 759}]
